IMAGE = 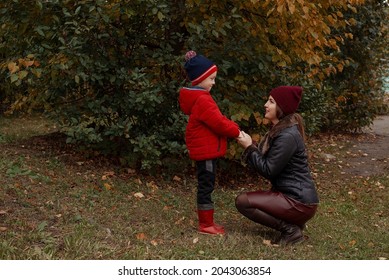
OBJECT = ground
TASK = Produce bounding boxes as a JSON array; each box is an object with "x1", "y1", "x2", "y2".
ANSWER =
[
  {"x1": 0, "y1": 114, "x2": 388, "y2": 260},
  {"x1": 345, "y1": 115, "x2": 389, "y2": 176}
]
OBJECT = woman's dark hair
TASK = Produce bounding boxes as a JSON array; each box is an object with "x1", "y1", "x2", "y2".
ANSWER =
[{"x1": 276, "y1": 105, "x2": 306, "y2": 141}]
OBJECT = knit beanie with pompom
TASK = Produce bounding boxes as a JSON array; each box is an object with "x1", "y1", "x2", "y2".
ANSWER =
[{"x1": 184, "y1": 51, "x2": 218, "y2": 86}]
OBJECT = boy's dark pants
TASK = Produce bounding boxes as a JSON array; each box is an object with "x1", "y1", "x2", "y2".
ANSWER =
[{"x1": 196, "y1": 159, "x2": 217, "y2": 210}]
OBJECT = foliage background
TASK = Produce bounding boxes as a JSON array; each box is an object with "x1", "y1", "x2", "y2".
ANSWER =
[{"x1": 0, "y1": 0, "x2": 388, "y2": 169}]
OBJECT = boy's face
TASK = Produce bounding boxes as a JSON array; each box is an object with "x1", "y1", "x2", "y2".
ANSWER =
[{"x1": 197, "y1": 72, "x2": 217, "y2": 92}]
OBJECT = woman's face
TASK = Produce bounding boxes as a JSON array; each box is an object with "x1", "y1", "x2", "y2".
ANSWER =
[{"x1": 264, "y1": 95, "x2": 279, "y2": 125}]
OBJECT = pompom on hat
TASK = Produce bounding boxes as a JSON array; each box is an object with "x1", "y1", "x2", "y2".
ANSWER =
[
  {"x1": 184, "y1": 51, "x2": 218, "y2": 86},
  {"x1": 269, "y1": 86, "x2": 303, "y2": 116}
]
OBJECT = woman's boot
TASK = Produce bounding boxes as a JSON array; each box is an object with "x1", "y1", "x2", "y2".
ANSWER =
[{"x1": 276, "y1": 222, "x2": 304, "y2": 245}]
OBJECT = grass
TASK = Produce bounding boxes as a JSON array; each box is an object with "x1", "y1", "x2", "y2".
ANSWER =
[{"x1": 0, "y1": 115, "x2": 388, "y2": 260}]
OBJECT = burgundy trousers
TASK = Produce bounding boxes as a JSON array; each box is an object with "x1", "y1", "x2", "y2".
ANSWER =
[{"x1": 236, "y1": 190, "x2": 317, "y2": 227}]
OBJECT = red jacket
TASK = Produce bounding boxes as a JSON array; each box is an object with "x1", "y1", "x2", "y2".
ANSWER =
[{"x1": 179, "y1": 87, "x2": 240, "y2": 161}]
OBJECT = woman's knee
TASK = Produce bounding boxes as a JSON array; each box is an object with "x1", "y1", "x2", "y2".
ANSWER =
[{"x1": 235, "y1": 193, "x2": 250, "y2": 211}]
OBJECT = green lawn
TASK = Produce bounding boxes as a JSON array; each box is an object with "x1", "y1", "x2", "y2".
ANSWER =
[{"x1": 0, "y1": 115, "x2": 388, "y2": 260}]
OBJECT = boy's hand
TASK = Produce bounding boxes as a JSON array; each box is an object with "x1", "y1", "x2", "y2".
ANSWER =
[{"x1": 237, "y1": 131, "x2": 253, "y2": 148}]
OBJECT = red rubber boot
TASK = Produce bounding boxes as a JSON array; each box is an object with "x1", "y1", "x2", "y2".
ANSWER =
[{"x1": 198, "y1": 209, "x2": 225, "y2": 235}]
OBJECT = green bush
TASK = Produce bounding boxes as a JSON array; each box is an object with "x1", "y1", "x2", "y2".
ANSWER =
[{"x1": 0, "y1": 0, "x2": 387, "y2": 170}]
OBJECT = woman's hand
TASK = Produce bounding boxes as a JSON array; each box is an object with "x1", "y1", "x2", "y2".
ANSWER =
[{"x1": 236, "y1": 131, "x2": 253, "y2": 148}]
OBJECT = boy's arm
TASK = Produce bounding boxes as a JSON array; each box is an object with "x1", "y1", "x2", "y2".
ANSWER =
[{"x1": 197, "y1": 95, "x2": 240, "y2": 138}]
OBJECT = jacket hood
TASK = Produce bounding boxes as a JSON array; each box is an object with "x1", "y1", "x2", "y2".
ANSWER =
[{"x1": 179, "y1": 87, "x2": 209, "y2": 115}]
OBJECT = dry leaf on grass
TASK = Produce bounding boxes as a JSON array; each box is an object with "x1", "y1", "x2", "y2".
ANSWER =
[
  {"x1": 134, "y1": 192, "x2": 144, "y2": 198},
  {"x1": 103, "y1": 183, "x2": 113, "y2": 190},
  {"x1": 262, "y1": 239, "x2": 279, "y2": 247},
  {"x1": 136, "y1": 232, "x2": 147, "y2": 240}
]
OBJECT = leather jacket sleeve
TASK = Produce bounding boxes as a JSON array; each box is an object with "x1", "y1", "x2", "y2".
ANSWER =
[{"x1": 242, "y1": 132, "x2": 297, "y2": 179}]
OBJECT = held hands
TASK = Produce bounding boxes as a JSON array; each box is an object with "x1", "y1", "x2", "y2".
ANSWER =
[{"x1": 236, "y1": 131, "x2": 253, "y2": 149}]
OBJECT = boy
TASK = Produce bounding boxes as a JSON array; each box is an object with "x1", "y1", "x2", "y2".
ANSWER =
[{"x1": 179, "y1": 51, "x2": 240, "y2": 235}]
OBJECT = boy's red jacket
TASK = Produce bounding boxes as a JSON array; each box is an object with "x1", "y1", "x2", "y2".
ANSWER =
[{"x1": 179, "y1": 87, "x2": 240, "y2": 161}]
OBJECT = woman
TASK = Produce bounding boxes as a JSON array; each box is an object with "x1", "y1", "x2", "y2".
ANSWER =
[{"x1": 236, "y1": 86, "x2": 319, "y2": 245}]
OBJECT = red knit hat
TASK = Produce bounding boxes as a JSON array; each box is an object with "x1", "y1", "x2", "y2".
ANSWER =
[
  {"x1": 269, "y1": 86, "x2": 303, "y2": 115},
  {"x1": 184, "y1": 51, "x2": 218, "y2": 86}
]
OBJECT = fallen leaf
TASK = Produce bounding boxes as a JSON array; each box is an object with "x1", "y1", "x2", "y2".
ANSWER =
[
  {"x1": 0, "y1": 210, "x2": 7, "y2": 215},
  {"x1": 0, "y1": 227, "x2": 8, "y2": 232},
  {"x1": 134, "y1": 192, "x2": 144, "y2": 198},
  {"x1": 104, "y1": 171, "x2": 115, "y2": 176},
  {"x1": 146, "y1": 181, "x2": 158, "y2": 190},
  {"x1": 150, "y1": 240, "x2": 158, "y2": 246},
  {"x1": 136, "y1": 232, "x2": 147, "y2": 240},
  {"x1": 262, "y1": 239, "x2": 272, "y2": 246},
  {"x1": 175, "y1": 216, "x2": 185, "y2": 225},
  {"x1": 193, "y1": 237, "x2": 199, "y2": 244},
  {"x1": 173, "y1": 176, "x2": 181, "y2": 182},
  {"x1": 103, "y1": 183, "x2": 113, "y2": 190},
  {"x1": 127, "y1": 168, "x2": 136, "y2": 174}
]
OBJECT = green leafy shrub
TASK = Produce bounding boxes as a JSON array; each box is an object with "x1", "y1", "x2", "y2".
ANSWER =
[{"x1": 0, "y1": 0, "x2": 387, "y2": 170}]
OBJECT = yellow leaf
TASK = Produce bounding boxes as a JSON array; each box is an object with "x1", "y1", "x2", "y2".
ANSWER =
[
  {"x1": 251, "y1": 133, "x2": 261, "y2": 142},
  {"x1": 288, "y1": 2, "x2": 295, "y2": 14},
  {"x1": 18, "y1": 70, "x2": 28, "y2": 80},
  {"x1": 136, "y1": 232, "x2": 146, "y2": 240},
  {"x1": 23, "y1": 60, "x2": 34, "y2": 67},
  {"x1": 277, "y1": 4, "x2": 284, "y2": 14},
  {"x1": 229, "y1": 144, "x2": 236, "y2": 157},
  {"x1": 337, "y1": 63, "x2": 344, "y2": 73},
  {"x1": 253, "y1": 112, "x2": 262, "y2": 124},
  {"x1": 103, "y1": 183, "x2": 113, "y2": 190},
  {"x1": 146, "y1": 181, "x2": 158, "y2": 190},
  {"x1": 266, "y1": 7, "x2": 275, "y2": 17},
  {"x1": 8, "y1": 62, "x2": 19, "y2": 74}
]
